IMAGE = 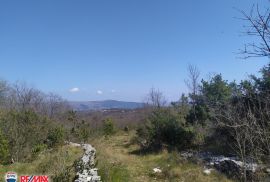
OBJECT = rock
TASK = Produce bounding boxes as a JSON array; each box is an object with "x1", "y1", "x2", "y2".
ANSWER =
[
  {"x1": 72, "y1": 143, "x2": 101, "y2": 182},
  {"x1": 203, "y1": 168, "x2": 213, "y2": 175},
  {"x1": 91, "y1": 176, "x2": 101, "y2": 181},
  {"x1": 189, "y1": 151, "x2": 261, "y2": 180},
  {"x1": 213, "y1": 158, "x2": 258, "y2": 179},
  {"x1": 266, "y1": 168, "x2": 270, "y2": 174},
  {"x1": 69, "y1": 142, "x2": 82, "y2": 147},
  {"x1": 181, "y1": 152, "x2": 194, "y2": 159},
  {"x1": 214, "y1": 159, "x2": 241, "y2": 177},
  {"x1": 153, "y1": 167, "x2": 162, "y2": 174}
]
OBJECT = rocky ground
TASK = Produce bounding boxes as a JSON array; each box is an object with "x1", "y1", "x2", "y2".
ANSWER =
[
  {"x1": 69, "y1": 142, "x2": 101, "y2": 182},
  {"x1": 181, "y1": 151, "x2": 270, "y2": 181}
]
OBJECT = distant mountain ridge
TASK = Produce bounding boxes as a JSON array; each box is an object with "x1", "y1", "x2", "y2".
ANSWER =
[{"x1": 69, "y1": 100, "x2": 144, "y2": 111}]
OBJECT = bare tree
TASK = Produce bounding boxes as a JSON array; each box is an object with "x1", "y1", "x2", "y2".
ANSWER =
[
  {"x1": 46, "y1": 93, "x2": 70, "y2": 119},
  {"x1": 5, "y1": 82, "x2": 45, "y2": 112},
  {"x1": 185, "y1": 64, "x2": 200, "y2": 97},
  {"x1": 238, "y1": 4, "x2": 270, "y2": 58},
  {"x1": 146, "y1": 87, "x2": 167, "y2": 108},
  {"x1": 213, "y1": 93, "x2": 270, "y2": 181},
  {"x1": 3, "y1": 82, "x2": 69, "y2": 119},
  {"x1": 185, "y1": 64, "x2": 200, "y2": 122},
  {"x1": 0, "y1": 80, "x2": 9, "y2": 107}
]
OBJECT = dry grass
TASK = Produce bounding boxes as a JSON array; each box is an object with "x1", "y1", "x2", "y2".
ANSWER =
[
  {"x1": 0, "y1": 145, "x2": 83, "y2": 182},
  {"x1": 91, "y1": 130, "x2": 234, "y2": 182}
]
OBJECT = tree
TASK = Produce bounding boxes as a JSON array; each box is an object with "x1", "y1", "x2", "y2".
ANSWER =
[
  {"x1": 46, "y1": 93, "x2": 69, "y2": 119},
  {"x1": 146, "y1": 87, "x2": 166, "y2": 108},
  {"x1": 7, "y1": 82, "x2": 45, "y2": 112},
  {"x1": 67, "y1": 110, "x2": 78, "y2": 133},
  {"x1": 136, "y1": 108, "x2": 194, "y2": 151},
  {"x1": 239, "y1": 4, "x2": 270, "y2": 58},
  {"x1": 171, "y1": 94, "x2": 190, "y2": 124},
  {"x1": 208, "y1": 71, "x2": 270, "y2": 181},
  {"x1": 201, "y1": 74, "x2": 232, "y2": 107},
  {"x1": 185, "y1": 64, "x2": 200, "y2": 123},
  {"x1": 0, "y1": 80, "x2": 8, "y2": 107},
  {"x1": 185, "y1": 64, "x2": 200, "y2": 98},
  {"x1": 78, "y1": 120, "x2": 90, "y2": 143},
  {"x1": 0, "y1": 110, "x2": 51, "y2": 162},
  {"x1": 47, "y1": 126, "x2": 65, "y2": 147},
  {"x1": 138, "y1": 89, "x2": 195, "y2": 151}
]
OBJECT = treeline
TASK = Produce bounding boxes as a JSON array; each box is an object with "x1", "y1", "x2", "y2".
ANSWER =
[
  {"x1": 0, "y1": 81, "x2": 72, "y2": 164},
  {"x1": 0, "y1": 81, "x2": 122, "y2": 166},
  {"x1": 135, "y1": 4, "x2": 270, "y2": 180},
  {"x1": 136, "y1": 64, "x2": 270, "y2": 180}
]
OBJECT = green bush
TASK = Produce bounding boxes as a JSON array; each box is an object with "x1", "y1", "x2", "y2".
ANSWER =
[
  {"x1": 0, "y1": 130, "x2": 10, "y2": 164},
  {"x1": 47, "y1": 126, "x2": 65, "y2": 147},
  {"x1": 0, "y1": 110, "x2": 52, "y2": 162},
  {"x1": 32, "y1": 143, "x2": 48, "y2": 156},
  {"x1": 77, "y1": 120, "x2": 90, "y2": 143},
  {"x1": 124, "y1": 126, "x2": 129, "y2": 132},
  {"x1": 136, "y1": 108, "x2": 195, "y2": 151},
  {"x1": 103, "y1": 118, "x2": 115, "y2": 136}
]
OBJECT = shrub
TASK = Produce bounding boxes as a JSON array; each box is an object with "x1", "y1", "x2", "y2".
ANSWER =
[
  {"x1": 103, "y1": 118, "x2": 115, "y2": 136},
  {"x1": 32, "y1": 143, "x2": 48, "y2": 157},
  {"x1": 78, "y1": 120, "x2": 90, "y2": 143},
  {"x1": 136, "y1": 108, "x2": 194, "y2": 151},
  {"x1": 0, "y1": 130, "x2": 10, "y2": 164},
  {"x1": 124, "y1": 126, "x2": 129, "y2": 132},
  {"x1": 0, "y1": 110, "x2": 51, "y2": 162},
  {"x1": 47, "y1": 126, "x2": 65, "y2": 147}
]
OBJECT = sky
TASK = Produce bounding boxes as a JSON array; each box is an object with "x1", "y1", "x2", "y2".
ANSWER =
[{"x1": 0, "y1": 0, "x2": 269, "y2": 102}]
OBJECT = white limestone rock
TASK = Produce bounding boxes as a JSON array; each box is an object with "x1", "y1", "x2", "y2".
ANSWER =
[
  {"x1": 153, "y1": 167, "x2": 162, "y2": 174},
  {"x1": 73, "y1": 143, "x2": 101, "y2": 182}
]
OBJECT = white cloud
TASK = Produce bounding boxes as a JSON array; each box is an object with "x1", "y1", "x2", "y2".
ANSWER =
[
  {"x1": 69, "y1": 87, "x2": 80, "y2": 93},
  {"x1": 97, "y1": 90, "x2": 103, "y2": 95},
  {"x1": 111, "y1": 89, "x2": 116, "y2": 93}
]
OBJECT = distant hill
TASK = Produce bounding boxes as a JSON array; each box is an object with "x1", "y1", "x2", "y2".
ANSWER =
[{"x1": 69, "y1": 100, "x2": 144, "y2": 111}]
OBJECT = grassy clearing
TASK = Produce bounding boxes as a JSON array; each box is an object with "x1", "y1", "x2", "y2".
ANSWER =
[
  {"x1": 0, "y1": 145, "x2": 83, "y2": 182},
  {"x1": 91, "y1": 130, "x2": 234, "y2": 182}
]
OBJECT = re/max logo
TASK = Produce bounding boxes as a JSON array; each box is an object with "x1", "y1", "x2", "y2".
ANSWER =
[{"x1": 20, "y1": 176, "x2": 49, "y2": 182}]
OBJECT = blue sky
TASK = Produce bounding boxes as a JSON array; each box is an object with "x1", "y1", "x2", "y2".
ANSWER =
[{"x1": 0, "y1": 0, "x2": 269, "y2": 102}]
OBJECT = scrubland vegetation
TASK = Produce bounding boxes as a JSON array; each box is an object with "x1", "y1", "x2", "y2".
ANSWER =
[
  {"x1": 3, "y1": 60, "x2": 270, "y2": 181},
  {"x1": 0, "y1": 145, "x2": 83, "y2": 182},
  {"x1": 2, "y1": 3, "x2": 270, "y2": 182},
  {"x1": 92, "y1": 130, "x2": 232, "y2": 182}
]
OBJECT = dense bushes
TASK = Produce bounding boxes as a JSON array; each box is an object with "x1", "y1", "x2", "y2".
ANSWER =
[
  {"x1": 136, "y1": 108, "x2": 194, "y2": 151},
  {"x1": 47, "y1": 126, "x2": 65, "y2": 147},
  {"x1": 0, "y1": 81, "x2": 70, "y2": 164},
  {"x1": 77, "y1": 120, "x2": 91, "y2": 143},
  {"x1": 136, "y1": 65, "x2": 270, "y2": 172},
  {"x1": 0, "y1": 110, "x2": 48, "y2": 161},
  {"x1": 0, "y1": 110, "x2": 67, "y2": 162},
  {"x1": 0, "y1": 130, "x2": 10, "y2": 164}
]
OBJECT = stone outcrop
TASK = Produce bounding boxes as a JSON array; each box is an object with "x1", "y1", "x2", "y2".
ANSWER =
[
  {"x1": 153, "y1": 167, "x2": 162, "y2": 174},
  {"x1": 210, "y1": 156, "x2": 258, "y2": 178},
  {"x1": 181, "y1": 151, "x2": 260, "y2": 179},
  {"x1": 72, "y1": 143, "x2": 101, "y2": 182}
]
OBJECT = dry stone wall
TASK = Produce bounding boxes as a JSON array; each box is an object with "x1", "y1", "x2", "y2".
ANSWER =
[{"x1": 70, "y1": 143, "x2": 101, "y2": 182}]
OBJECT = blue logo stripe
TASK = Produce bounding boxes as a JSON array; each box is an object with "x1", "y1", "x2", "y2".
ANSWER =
[{"x1": 28, "y1": 176, "x2": 33, "y2": 182}]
